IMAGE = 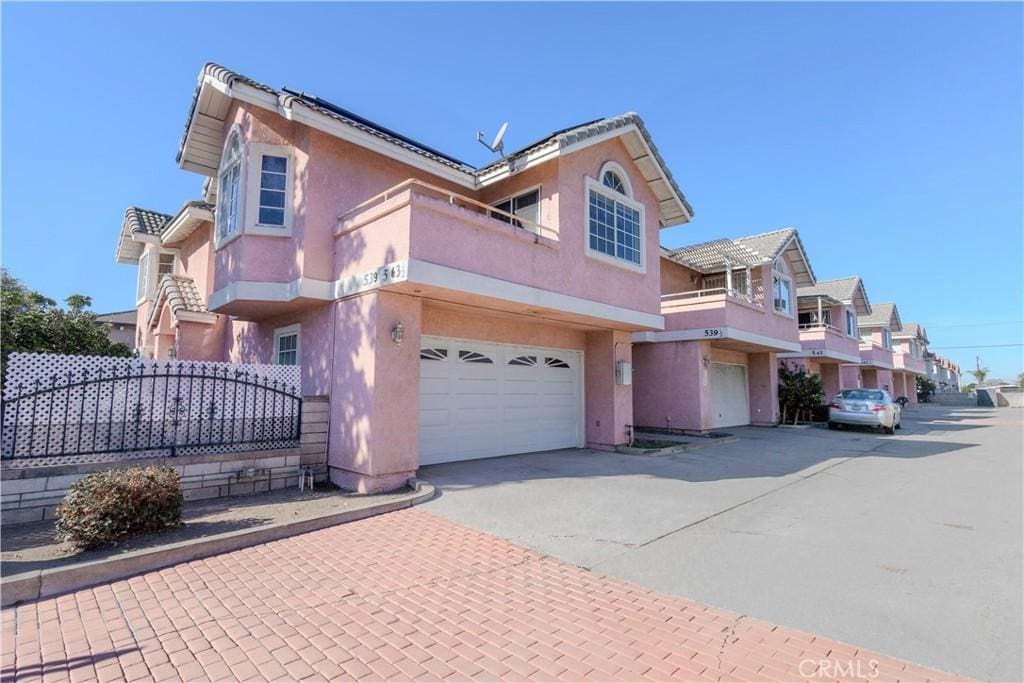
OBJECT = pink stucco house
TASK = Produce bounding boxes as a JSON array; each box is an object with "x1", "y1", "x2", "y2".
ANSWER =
[
  {"x1": 115, "y1": 63, "x2": 694, "y2": 492},
  {"x1": 892, "y1": 322, "x2": 928, "y2": 403},
  {"x1": 782, "y1": 276, "x2": 872, "y2": 401},
  {"x1": 632, "y1": 228, "x2": 814, "y2": 431},
  {"x1": 843, "y1": 301, "x2": 904, "y2": 398}
]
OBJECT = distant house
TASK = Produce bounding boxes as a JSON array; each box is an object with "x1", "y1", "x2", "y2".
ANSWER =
[{"x1": 94, "y1": 310, "x2": 137, "y2": 348}]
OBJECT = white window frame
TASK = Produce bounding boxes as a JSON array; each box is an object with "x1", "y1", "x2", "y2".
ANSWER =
[
  {"x1": 273, "y1": 324, "x2": 301, "y2": 366},
  {"x1": 215, "y1": 129, "x2": 245, "y2": 249},
  {"x1": 246, "y1": 143, "x2": 295, "y2": 237},
  {"x1": 490, "y1": 185, "x2": 542, "y2": 231},
  {"x1": 598, "y1": 161, "x2": 634, "y2": 198},
  {"x1": 136, "y1": 248, "x2": 179, "y2": 304},
  {"x1": 583, "y1": 170, "x2": 646, "y2": 274},
  {"x1": 845, "y1": 309, "x2": 857, "y2": 337},
  {"x1": 882, "y1": 328, "x2": 892, "y2": 349},
  {"x1": 771, "y1": 272, "x2": 793, "y2": 317},
  {"x1": 136, "y1": 251, "x2": 150, "y2": 306}
]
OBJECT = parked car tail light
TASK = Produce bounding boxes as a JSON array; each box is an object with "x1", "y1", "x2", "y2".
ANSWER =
[
  {"x1": 871, "y1": 406, "x2": 885, "y2": 412},
  {"x1": 829, "y1": 402, "x2": 841, "y2": 409}
]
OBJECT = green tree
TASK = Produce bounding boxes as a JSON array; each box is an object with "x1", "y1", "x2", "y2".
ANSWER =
[
  {"x1": 970, "y1": 366, "x2": 989, "y2": 387},
  {"x1": 778, "y1": 362, "x2": 824, "y2": 424},
  {"x1": 916, "y1": 376, "x2": 936, "y2": 402},
  {"x1": 962, "y1": 382, "x2": 977, "y2": 394},
  {"x1": 1, "y1": 269, "x2": 132, "y2": 382}
]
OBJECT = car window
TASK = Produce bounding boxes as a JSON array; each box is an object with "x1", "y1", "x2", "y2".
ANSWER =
[{"x1": 840, "y1": 389, "x2": 885, "y2": 401}]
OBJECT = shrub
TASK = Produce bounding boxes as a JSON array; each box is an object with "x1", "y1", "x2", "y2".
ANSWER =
[
  {"x1": 55, "y1": 465, "x2": 183, "y2": 550},
  {"x1": 778, "y1": 362, "x2": 824, "y2": 425}
]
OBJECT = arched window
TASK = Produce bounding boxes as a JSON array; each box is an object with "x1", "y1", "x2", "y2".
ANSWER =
[
  {"x1": 216, "y1": 130, "x2": 243, "y2": 242},
  {"x1": 598, "y1": 161, "x2": 632, "y2": 197}
]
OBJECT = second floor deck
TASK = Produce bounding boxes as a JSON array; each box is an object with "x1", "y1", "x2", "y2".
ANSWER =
[{"x1": 859, "y1": 341, "x2": 895, "y2": 369}]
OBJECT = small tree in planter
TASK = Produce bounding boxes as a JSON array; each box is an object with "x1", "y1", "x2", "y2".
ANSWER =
[{"x1": 778, "y1": 362, "x2": 824, "y2": 425}]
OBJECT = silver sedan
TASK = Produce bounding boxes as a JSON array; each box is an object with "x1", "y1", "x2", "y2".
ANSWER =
[{"x1": 827, "y1": 389, "x2": 902, "y2": 434}]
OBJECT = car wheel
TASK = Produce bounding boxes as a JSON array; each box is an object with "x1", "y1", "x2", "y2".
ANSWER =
[
  {"x1": 884, "y1": 424, "x2": 896, "y2": 435},
  {"x1": 895, "y1": 421, "x2": 902, "y2": 430}
]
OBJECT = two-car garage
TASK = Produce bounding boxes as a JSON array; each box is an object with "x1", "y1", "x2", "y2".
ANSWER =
[{"x1": 418, "y1": 337, "x2": 583, "y2": 466}]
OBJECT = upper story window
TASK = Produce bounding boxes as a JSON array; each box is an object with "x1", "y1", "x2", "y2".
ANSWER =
[
  {"x1": 798, "y1": 309, "x2": 831, "y2": 327},
  {"x1": 216, "y1": 132, "x2": 243, "y2": 243},
  {"x1": 247, "y1": 143, "x2": 294, "y2": 236},
  {"x1": 845, "y1": 309, "x2": 857, "y2": 336},
  {"x1": 882, "y1": 328, "x2": 892, "y2": 349},
  {"x1": 157, "y1": 253, "x2": 175, "y2": 281},
  {"x1": 772, "y1": 274, "x2": 792, "y2": 315},
  {"x1": 274, "y1": 324, "x2": 300, "y2": 366},
  {"x1": 257, "y1": 155, "x2": 288, "y2": 226},
  {"x1": 586, "y1": 162, "x2": 644, "y2": 270},
  {"x1": 491, "y1": 188, "x2": 540, "y2": 229},
  {"x1": 136, "y1": 252, "x2": 150, "y2": 304}
]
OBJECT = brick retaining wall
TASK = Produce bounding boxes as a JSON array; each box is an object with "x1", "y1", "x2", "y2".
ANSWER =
[{"x1": 0, "y1": 396, "x2": 329, "y2": 526}]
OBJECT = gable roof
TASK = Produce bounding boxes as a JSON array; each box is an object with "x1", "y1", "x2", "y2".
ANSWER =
[
  {"x1": 95, "y1": 310, "x2": 137, "y2": 326},
  {"x1": 177, "y1": 63, "x2": 693, "y2": 227},
  {"x1": 894, "y1": 321, "x2": 928, "y2": 343},
  {"x1": 115, "y1": 207, "x2": 173, "y2": 264},
  {"x1": 148, "y1": 275, "x2": 215, "y2": 329},
  {"x1": 859, "y1": 301, "x2": 902, "y2": 331},
  {"x1": 664, "y1": 227, "x2": 815, "y2": 286},
  {"x1": 732, "y1": 228, "x2": 815, "y2": 286},
  {"x1": 798, "y1": 276, "x2": 872, "y2": 316}
]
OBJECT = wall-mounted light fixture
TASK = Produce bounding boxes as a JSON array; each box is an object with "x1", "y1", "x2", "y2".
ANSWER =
[
  {"x1": 702, "y1": 354, "x2": 710, "y2": 368},
  {"x1": 391, "y1": 322, "x2": 404, "y2": 345}
]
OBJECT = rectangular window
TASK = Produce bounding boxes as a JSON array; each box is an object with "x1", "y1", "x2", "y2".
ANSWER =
[
  {"x1": 882, "y1": 329, "x2": 892, "y2": 349},
  {"x1": 588, "y1": 189, "x2": 641, "y2": 266},
  {"x1": 846, "y1": 310, "x2": 857, "y2": 336},
  {"x1": 258, "y1": 155, "x2": 288, "y2": 226},
  {"x1": 492, "y1": 188, "x2": 540, "y2": 229},
  {"x1": 772, "y1": 275, "x2": 792, "y2": 314},
  {"x1": 157, "y1": 253, "x2": 175, "y2": 279},
  {"x1": 274, "y1": 324, "x2": 300, "y2": 366},
  {"x1": 798, "y1": 309, "x2": 831, "y2": 327},
  {"x1": 136, "y1": 252, "x2": 150, "y2": 303}
]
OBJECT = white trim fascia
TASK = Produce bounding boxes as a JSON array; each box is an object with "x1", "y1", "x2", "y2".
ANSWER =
[
  {"x1": 207, "y1": 259, "x2": 664, "y2": 330},
  {"x1": 285, "y1": 102, "x2": 477, "y2": 189},
  {"x1": 161, "y1": 205, "x2": 215, "y2": 244},
  {"x1": 406, "y1": 259, "x2": 663, "y2": 330},
  {"x1": 174, "y1": 311, "x2": 218, "y2": 325},
  {"x1": 778, "y1": 349, "x2": 862, "y2": 364},
  {"x1": 632, "y1": 326, "x2": 802, "y2": 353}
]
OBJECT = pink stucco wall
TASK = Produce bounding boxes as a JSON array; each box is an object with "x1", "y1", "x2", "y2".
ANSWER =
[
  {"x1": 747, "y1": 352, "x2": 779, "y2": 426},
  {"x1": 841, "y1": 364, "x2": 863, "y2": 389}
]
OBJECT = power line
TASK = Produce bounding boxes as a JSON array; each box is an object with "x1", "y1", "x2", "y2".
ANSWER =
[
  {"x1": 926, "y1": 320, "x2": 1023, "y2": 329},
  {"x1": 928, "y1": 343, "x2": 1024, "y2": 350}
]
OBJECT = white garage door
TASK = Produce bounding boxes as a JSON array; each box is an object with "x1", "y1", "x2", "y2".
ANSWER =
[
  {"x1": 418, "y1": 337, "x2": 583, "y2": 466},
  {"x1": 711, "y1": 362, "x2": 750, "y2": 429}
]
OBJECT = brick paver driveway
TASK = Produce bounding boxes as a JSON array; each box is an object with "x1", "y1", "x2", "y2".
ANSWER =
[{"x1": 3, "y1": 509, "x2": 956, "y2": 682}]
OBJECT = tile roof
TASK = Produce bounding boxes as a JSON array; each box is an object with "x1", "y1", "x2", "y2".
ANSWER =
[
  {"x1": 733, "y1": 227, "x2": 815, "y2": 286},
  {"x1": 125, "y1": 207, "x2": 173, "y2": 236},
  {"x1": 178, "y1": 64, "x2": 693, "y2": 225},
  {"x1": 797, "y1": 277, "x2": 872, "y2": 316},
  {"x1": 148, "y1": 275, "x2": 211, "y2": 329},
  {"x1": 895, "y1": 321, "x2": 928, "y2": 343},
  {"x1": 860, "y1": 301, "x2": 902, "y2": 331},
  {"x1": 476, "y1": 113, "x2": 694, "y2": 220}
]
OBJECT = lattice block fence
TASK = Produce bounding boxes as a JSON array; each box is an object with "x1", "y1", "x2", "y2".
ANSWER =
[{"x1": 2, "y1": 353, "x2": 302, "y2": 466}]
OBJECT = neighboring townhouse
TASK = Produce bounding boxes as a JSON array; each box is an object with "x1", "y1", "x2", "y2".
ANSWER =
[
  {"x1": 632, "y1": 228, "x2": 813, "y2": 431},
  {"x1": 115, "y1": 63, "x2": 694, "y2": 492},
  {"x1": 781, "y1": 276, "x2": 871, "y2": 401},
  {"x1": 892, "y1": 322, "x2": 928, "y2": 403},
  {"x1": 94, "y1": 310, "x2": 138, "y2": 347},
  {"x1": 848, "y1": 301, "x2": 901, "y2": 395},
  {"x1": 926, "y1": 353, "x2": 961, "y2": 393}
]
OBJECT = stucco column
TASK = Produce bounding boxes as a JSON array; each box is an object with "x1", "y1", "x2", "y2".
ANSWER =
[
  {"x1": 820, "y1": 362, "x2": 841, "y2": 402},
  {"x1": 747, "y1": 351, "x2": 779, "y2": 426},
  {"x1": 584, "y1": 330, "x2": 633, "y2": 450},
  {"x1": 861, "y1": 367, "x2": 879, "y2": 389},
  {"x1": 877, "y1": 368, "x2": 894, "y2": 395},
  {"x1": 908, "y1": 374, "x2": 919, "y2": 404},
  {"x1": 328, "y1": 291, "x2": 422, "y2": 493}
]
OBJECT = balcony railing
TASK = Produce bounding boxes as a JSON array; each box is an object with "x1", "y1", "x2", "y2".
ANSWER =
[
  {"x1": 661, "y1": 287, "x2": 757, "y2": 305},
  {"x1": 798, "y1": 322, "x2": 843, "y2": 333},
  {"x1": 337, "y1": 178, "x2": 559, "y2": 241}
]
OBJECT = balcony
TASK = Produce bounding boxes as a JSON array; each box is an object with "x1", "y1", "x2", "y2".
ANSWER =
[
  {"x1": 893, "y1": 351, "x2": 927, "y2": 375},
  {"x1": 859, "y1": 342, "x2": 894, "y2": 369},
  {"x1": 793, "y1": 322, "x2": 861, "y2": 363},
  {"x1": 332, "y1": 179, "x2": 662, "y2": 331},
  {"x1": 642, "y1": 287, "x2": 801, "y2": 352}
]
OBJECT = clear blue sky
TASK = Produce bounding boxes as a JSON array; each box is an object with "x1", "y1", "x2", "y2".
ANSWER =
[{"x1": 3, "y1": 2, "x2": 1022, "y2": 379}]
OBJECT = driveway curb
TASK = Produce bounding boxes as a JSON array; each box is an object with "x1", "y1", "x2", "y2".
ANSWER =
[{"x1": 1, "y1": 482, "x2": 436, "y2": 608}]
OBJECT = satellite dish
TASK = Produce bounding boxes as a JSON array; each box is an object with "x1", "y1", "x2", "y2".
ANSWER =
[{"x1": 476, "y1": 122, "x2": 509, "y2": 157}]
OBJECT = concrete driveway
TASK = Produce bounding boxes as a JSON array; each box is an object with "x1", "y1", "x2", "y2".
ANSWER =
[{"x1": 421, "y1": 406, "x2": 1023, "y2": 681}]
